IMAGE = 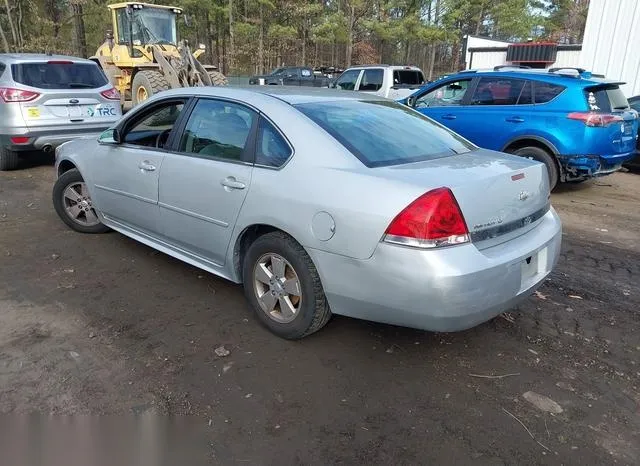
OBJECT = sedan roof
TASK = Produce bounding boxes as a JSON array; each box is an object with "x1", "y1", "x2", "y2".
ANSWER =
[{"x1": 156, "y1": 86, "x2": 387, "y2": 105}]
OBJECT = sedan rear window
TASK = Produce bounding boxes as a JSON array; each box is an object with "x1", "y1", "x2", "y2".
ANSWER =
[
  {"x1": 295, "y1": 100, "x2": 473, "y2": 168},
  {"x1": 11, "y1": 62, "x2": 108, "y2": 90}
]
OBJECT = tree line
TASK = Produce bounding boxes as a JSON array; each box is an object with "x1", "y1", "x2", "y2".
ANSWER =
[{"x1": 0, "y1": 0, "x2": 589, "y2": 78}]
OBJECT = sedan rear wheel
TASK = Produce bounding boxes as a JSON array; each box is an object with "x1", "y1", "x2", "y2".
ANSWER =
[
  {"x1": 243, "y1": 231, "x2": 331, "y2": 339},
  {"x1": 52, "y1": 169, "x2": 110, "y2": 234}
]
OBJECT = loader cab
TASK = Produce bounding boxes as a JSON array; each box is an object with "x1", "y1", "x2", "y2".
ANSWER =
[
  {"x1": 103, "y1": 3, "x2": 182, "y2": 64},
  {"x1": 113, "y1": 3, "x2": 180, "y2": 47}
]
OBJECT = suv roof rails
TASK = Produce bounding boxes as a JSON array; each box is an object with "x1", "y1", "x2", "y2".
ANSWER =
[
  {"x1": 547, "y1": 67, "x2": 604, "y2": 79},
  {"x1": 548, "y1": 67, "x2": 585, "y2": 74},
  {"x1": 494, "y1": 65, "x2": 531, "y2": 71}
]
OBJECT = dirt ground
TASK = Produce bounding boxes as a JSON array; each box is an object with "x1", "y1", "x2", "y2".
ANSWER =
[{"x1": 1, "y1": 157, "x2": 639, "y2": 465}]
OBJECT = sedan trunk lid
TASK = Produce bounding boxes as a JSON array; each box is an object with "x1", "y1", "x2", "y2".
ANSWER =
[{"x1": 379, "y1": 150, "x2": 550, "y2": 250}]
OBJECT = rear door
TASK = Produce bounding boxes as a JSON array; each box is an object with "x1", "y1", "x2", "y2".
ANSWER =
[
  {"x1": 11, "y1": 61, "x2": 121, "y2": 129},
  {"x1": 158, "y1": 98, "x2": 257, "y2": 266},
  {"x1": 459, "y1": 76, "x2": 534, "y2": 151},
  {"x1": 412, "y1": 78, "x2": 473, "y2": 136}
]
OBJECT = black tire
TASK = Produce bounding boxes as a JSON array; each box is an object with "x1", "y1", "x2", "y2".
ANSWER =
[
  {"x1": 131, "y1": 70, "x2": 169, "y2": 106},
  {"x1": 242, "y1": 231, "x2": 331, "y2": 339},
  {"x1": 52, "y1": 169, "x2": 110, "y2": 234},
  {"x1": 0, "y1": 147, "x2": 19, "y2": 171},
  {"x1": 510, "y1": 146, "x2": 559, "y2": 190},
  {"x1": 207, "y1": 71, "x2": 228, "y2": 86}
]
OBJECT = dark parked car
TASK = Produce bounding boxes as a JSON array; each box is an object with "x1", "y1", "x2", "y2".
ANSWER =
[
  {"x1": 249, "y1": 67, "x2": 329, "y2": 87},
  {"x1": 625, "y1": 95, "x2": 640, "y2": 169}
]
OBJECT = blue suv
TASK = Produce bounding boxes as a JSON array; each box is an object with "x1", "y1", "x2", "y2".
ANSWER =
[{"x1": 401, "y1": 67, "x2": 639, "y2": 189}]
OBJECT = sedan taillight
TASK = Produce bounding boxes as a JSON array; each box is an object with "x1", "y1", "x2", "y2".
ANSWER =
[
  {"x1": 383, "y1": 188, "x2": 470, "y2": 249},
  {"x1": 0, "y1": 87, "x2": 40, "y2": 103},
  {"x1": 101, "y1": 87, "x2": 121, "y2": 101}
]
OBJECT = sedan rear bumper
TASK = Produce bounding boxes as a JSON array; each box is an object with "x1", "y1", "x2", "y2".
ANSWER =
[
  {"x1": 0, "y1": 126, "x2": 112, "y2": 152},
  {"x1": 308, "y1": 208, "x2": 562, "y2": 332}
]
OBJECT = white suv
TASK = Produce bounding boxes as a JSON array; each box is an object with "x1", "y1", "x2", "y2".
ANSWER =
[{"x1": 332, "y1": 65, "x2": 426, "y2": 100}]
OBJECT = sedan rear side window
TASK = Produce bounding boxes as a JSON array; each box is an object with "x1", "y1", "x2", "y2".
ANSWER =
[
  {"x1": 534, "y1": 83, "x2": 565, "y2": 104},
  {"x1": 11, "y1": 63, "x2": 108, "y2": 89},
  {"x1": 296, "y1": 100, "x2": 473, "y2": 168},
  {"x1": 255, "y1": 118, "x2": 291, "y2": 168}
]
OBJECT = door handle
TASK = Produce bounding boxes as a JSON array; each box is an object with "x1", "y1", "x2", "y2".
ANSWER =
[
  {"x1": 441, "y1": 114, "x2": 457, "y2": 120},
  {"x1": 138, "y1": 161, "x2": 156, "y2": 172},
  {"x1": 221, "y1": 177, "x2": 246, "y2": 190},
  {"x1": 506, "y1": 116, "x2": 525, "y2": 123}
]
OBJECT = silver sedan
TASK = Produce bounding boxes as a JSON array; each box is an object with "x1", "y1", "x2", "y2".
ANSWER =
[{"x1": 53, "y1": 87, "x2": 562, "y2": 339}]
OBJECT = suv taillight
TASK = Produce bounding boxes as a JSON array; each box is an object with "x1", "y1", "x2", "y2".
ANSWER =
[
  {"x1": 101, "y1": 87, "x2": 121, "y2": 101},
  {"x1": 568, "y1": 112, "x2": 624, "y2": 127},
  {"x1": 0, "y1": 87, "x2": 40, "y2": 103},
  {"x1": 383, "y1": 188, "x2": 469, "y2": 249}
]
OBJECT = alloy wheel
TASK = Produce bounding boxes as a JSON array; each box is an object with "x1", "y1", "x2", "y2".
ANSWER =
[
  {"x1": 253, "y1": 253, "x2": 302, "y2": 324},
  {"x1": 62, "y1": 182, "x2": 100, "y2": 227}
]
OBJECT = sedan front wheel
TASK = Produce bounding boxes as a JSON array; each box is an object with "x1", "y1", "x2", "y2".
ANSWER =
[
  {"x1": 52, "y1": 169, "x2": 110, "y2": 234},
  {"x1": 242, "y1": 231, "x2": 331, "y2": 339}
]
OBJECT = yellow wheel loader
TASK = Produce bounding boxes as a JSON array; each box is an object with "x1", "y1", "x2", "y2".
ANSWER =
[{"x1": 91, "y1": 2, "x2": 227, "y2": 107}]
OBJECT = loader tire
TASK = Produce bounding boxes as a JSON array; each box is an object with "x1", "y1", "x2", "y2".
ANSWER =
[
  {"x1": 208, "y1": 71, "x2": 228, "y2": 86},
  {"x1": 132, "y1": 70, "x2": 170, "y2": 106}
]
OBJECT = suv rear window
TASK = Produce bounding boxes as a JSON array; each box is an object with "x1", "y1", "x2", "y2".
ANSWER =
[
  {"x1": 295, "y1": 100, "x2": 473, "y2": 167},
  {"x1": 586, "y1": 85, "x2": 630, "y2": 112},
  {"x1": 11, "y1": 62, "x2": 108, "y2": 90},
  {"x1": 393, "y1": 70, "x2": 425, "y2": 86}
]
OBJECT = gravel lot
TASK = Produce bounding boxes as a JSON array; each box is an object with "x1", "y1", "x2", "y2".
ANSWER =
[{"x1": 1, "y1": 158, "x2": 639, "y2": 465}]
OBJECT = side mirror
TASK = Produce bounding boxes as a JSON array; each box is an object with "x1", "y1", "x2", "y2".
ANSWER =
[
  {"x1": 406, "y1": 96, "x2": 416, "y2": 107},
  {"x1": 98, "y1": 128, "x2": 121, "y2": 145}
]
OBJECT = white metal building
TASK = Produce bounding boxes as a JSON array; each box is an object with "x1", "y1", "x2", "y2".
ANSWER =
[
  {"x1": 463, "y1": 35, "x2": 582, "y2": 72},
  {"x1": 463, "y1": 0, "x2": 640, "y2": 97},
  {"x1": 580, "y1": 0, "x2": 640, "y2": 97}
]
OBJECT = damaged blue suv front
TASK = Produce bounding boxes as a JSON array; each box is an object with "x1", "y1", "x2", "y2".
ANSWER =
[{"x1": 401, "y1": 67, "x2": 638, "y2": 189}]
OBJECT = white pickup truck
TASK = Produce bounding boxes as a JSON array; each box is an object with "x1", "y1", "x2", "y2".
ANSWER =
[{"x1": 331, "y1": 65, "x2": 426, "y2": 100}]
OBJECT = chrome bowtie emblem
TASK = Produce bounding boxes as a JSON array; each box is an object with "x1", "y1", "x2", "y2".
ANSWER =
[{"x1": 519, "y1": 191, "x2": 530, "y2": 201}]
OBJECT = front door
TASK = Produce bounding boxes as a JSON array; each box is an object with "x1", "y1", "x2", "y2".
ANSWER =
[
  {"x1": 412, "y1": 78, "x2": 473, "y2": 136},
  {"x1": 158, "y1": 98, "x2": 257, "y2": 266},
  {"x1": 90, "y1": 99, "x2": 186, "y2": 235}
]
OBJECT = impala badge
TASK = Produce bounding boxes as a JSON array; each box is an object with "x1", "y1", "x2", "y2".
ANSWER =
[{"x1": 519, "y1": 191, "x2": 530, "y2": 201}]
